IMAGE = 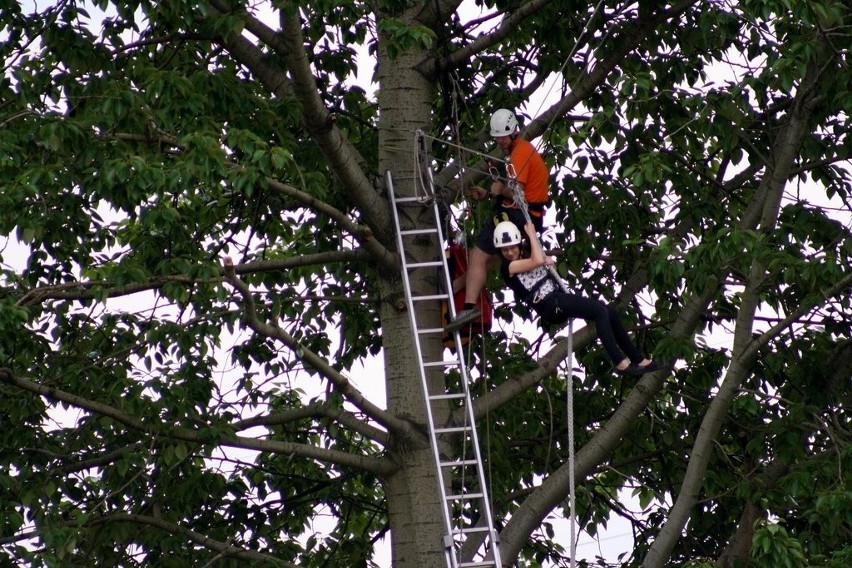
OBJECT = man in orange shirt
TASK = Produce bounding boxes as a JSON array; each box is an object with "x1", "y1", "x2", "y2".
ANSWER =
[{"x1": 445, "y1": 109, "x2": 550, "y2": 332}]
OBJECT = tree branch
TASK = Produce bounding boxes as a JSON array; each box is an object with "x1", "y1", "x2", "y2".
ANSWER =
[
  {"x1": 642, "y1": 45, "x2": 837, "y2": 568},
  {"x1": 469, "y1": 325, "x2": 596, "y2": 422},
  {"x1": 13, "y1": 250, "x2": 372, "y2": 307},
  {"x1": 717, "y1": 459, "x2": 789, "y2": 567},
  {"x1": 208, "y1": 2, "x2": 389, "y2": 239},
  {"x1": 51, "y1": 442, "x2": 145, "y2": 475},
  {"x1": 498, "y1": 278, "x2": 718, "y2": 563},
  {"x1": 275, "y1": 7, "x2": 391, "y2": 230},
  {"x1": 111, "y1": 123, "x2": 397, "y2": 272},
  {"x1": 523, "y1": 0, "x2": 699, "y2": 143},
  {"x1": 88, "y1": 512, "x2": 293, "y2": 566},
  {"x1": 234, "y1": 401, "x2": 390, "y2": 446},
  {"x1": 232, "y1": 249, "x2": 371, "y2": 274},
  {"x1": 417, "y1": 0, "x2": 556, "y2": 80},
  {"x1": 222, "y1": 258, "x2": 422, "y2": 446},
  {"x1": 433, "y1": 0, "x2": 700, "y2": 191},
  {"x1": 0, "y1": 368, "x2": 396, "y2": 477},
  {"x1": 265, "y1": 178, "x2": 396, "y2": 271}
]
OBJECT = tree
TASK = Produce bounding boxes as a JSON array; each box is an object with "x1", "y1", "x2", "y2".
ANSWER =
[{"x1": 1, "y1": 0, "x2": 850, "y2": 566}]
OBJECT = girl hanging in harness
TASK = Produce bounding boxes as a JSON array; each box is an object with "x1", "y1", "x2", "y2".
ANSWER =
[{"x1": 494, "y1": 221, "x2": 663, "y2": 375}]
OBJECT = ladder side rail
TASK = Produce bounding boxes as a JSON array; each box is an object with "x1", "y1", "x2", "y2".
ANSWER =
[
  {"x1": 429, "y1": 198, "x2": 503, "y2": 568},
  {"x1": 389, "y1": 161, "x2": 502, "y2": 568},
  {"x1": 387, "y1": 170, "x2": 460, "y2": 568},
  {"x1": 418, "y1": 153, "x2": 502, "y2": 566}
]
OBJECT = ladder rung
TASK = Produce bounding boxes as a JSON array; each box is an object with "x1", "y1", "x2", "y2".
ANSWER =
[
  {"x1": 411, "y1": 294, "x2": 450, "y2": 301},
  {"x1": 417, "y1": 327, "x2": 445, "y2": 335},
  {"x1": 453, "y1": 526, "x2": 490, "y2": 535},
  {"x1": 400, "y1": 228, "x2": 439, "y2": 236},
  {"x1": 435, "y1": 426, "x2": 473, "y2": 434},
  {"x1": 459, "y1": 561, "x2": 498, "y2": 568},
  {"x1": 406, "y1": 261, "x2": 444, "y2": 269},
  {"x1": 429, "y1": 393, "x2": 465, "y2": 401},
  {"x1": 394, "y1": 195, "x2": 431, "y2": 203},
  {"x1": 446, "y1": 492, "x2": 484, "y2": 500},
  {"x1": 423, "y1": 360, "x2": 460, "y2": 368},
  {"x1": 440, "y1": 459, "x2": 478, "y2": 467}
]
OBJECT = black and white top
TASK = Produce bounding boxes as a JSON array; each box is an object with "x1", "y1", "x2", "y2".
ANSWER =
[{"x1": 500, "y1": 260, "x2": 559, "y2": 305}]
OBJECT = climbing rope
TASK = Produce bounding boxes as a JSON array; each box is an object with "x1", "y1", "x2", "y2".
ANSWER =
[
  {"x1": 414, "y1": 130, "x2": 436, "y2": 203},
  {"x1": 510, "y1": 0, "x2": 607, "y2": 180},
  {"x1": 493, "y1": 11, "x2": 612, "y2": 561},
  {"x1": 417, "y1": 8, "x2": 616, "y2": 552},
  {"x1": 418, "y1": 131, "x2": 510, "y2": 182},
  {"x1": 565, "y1": 324, "x2": 576, "y2": 568}
]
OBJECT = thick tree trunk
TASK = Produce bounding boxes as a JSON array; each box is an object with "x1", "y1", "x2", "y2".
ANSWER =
[{"x1": 376, "y1": 15, "x2": 451, "y2": 567}]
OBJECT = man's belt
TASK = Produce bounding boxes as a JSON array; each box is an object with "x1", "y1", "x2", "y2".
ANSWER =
[{"x1": 500, "y1": 199, "x2": 549, "y2": 216}]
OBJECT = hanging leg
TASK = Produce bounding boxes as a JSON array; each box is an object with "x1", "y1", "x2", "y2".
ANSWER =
[
  {"x1": 445, "y1": 247, "x2": 493, "y2": 332},
  {"x1": 549, "y1": 293, "x2": 628, "y2": 365}
]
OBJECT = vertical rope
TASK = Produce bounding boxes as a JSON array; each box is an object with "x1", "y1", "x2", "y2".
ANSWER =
[{"x1": 565, "y1": 321, "x2": 577, "y2": 568}]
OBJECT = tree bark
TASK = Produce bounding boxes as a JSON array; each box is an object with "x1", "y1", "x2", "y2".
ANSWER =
[{"x1": 375, "y1": 5, "x2": 453, "y2": 565}]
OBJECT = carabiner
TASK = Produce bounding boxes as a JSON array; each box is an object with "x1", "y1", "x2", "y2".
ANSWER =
[{"x1": 486, "y1": 159, "x2": 500, "y2": 181}]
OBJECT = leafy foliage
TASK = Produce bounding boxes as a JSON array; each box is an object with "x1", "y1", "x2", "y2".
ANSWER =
[{"x1": 1, "y1": 1, "x2": 850, "y2": 567}]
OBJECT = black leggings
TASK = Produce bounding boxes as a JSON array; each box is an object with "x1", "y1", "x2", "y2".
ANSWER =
[{"x1": 535, "y1": 292, "x2": 644, "y2": 365}]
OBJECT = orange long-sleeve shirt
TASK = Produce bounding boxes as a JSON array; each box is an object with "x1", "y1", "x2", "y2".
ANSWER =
[{"x1": 504, "y1": 137, "x2": 549, "y2": 207}]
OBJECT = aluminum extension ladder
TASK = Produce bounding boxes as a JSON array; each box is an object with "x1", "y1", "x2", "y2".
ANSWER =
[{"x1": 386, "y1": 168, "x2": 502, "y2": 568}]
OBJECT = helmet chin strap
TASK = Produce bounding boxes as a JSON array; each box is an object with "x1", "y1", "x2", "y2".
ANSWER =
[{"x1": 503, "y1": 133, "x2": 518, "y2": 153}]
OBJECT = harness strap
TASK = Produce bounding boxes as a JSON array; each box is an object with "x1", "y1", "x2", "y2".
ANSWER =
[
  {"x1": 528, "y1": 270, "x2": 558, "y2": 304},
  {"x1": 499, "y1": 199, "x2": 548, "y2": 215}
]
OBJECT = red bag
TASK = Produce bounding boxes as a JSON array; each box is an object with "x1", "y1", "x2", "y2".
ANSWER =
[{"x1": 442, "y1": 243, "x2": 492, "y2": 346}]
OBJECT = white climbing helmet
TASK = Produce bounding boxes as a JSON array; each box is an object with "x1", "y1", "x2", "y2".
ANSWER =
[
  {"x1": 490, "y1": 108, "x2": 519, "y2": 137},
  {"x1": 493, "y1": 221, "x2": 522, "y2": 248}
]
